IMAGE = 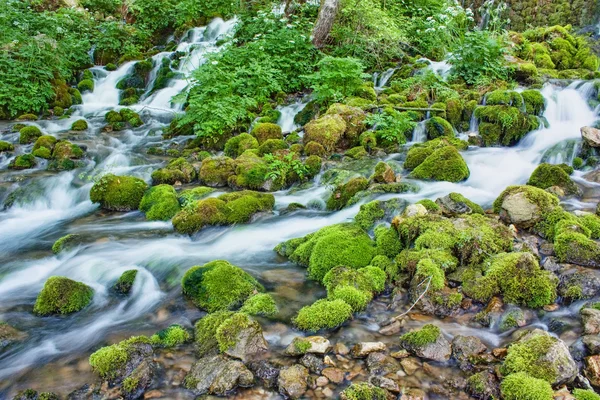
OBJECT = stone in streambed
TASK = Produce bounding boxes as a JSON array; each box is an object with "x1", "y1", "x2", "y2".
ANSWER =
[
  {"x1": 582, "y1": 308, "x2": 600, "y2": 335},
  {"x1": 285, "y1": 336, "x2": 330, "y2": 356},
  {"x1": 33, "y1": 276, "x2": 93, "y2": 316},
  {"x1": 350, "y1": 341, "x2": 387, "y2": 358},
  {"x1": 581, "y1": 126, "x2": 600, "y2": 147},
  {"x1": 0, "y1": 322, "x2": 27, "y2": 351},
  {"x1": 451, "y1": 335, "x2": 487, "y2": 371},
  {"x1": 278, "y1": 364, "x2": 308, "y2": 399},
  {"x1": 184, "y1": 354, "x2": 254, "y2": 396},
  {"x1": 399, "y1": 324, "x2": 451, "y2": 362},
  {"x1": 90, "y1": 174, "x2": 148, "y2": 211}
]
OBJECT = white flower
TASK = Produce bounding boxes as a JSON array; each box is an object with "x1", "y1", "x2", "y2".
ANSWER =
[
  {"x1": 211, "y1": 61, "x2": 218, "y2": 65},
  {"x1": 289, "y1": 40, "x2": 295, "y2": 43}
]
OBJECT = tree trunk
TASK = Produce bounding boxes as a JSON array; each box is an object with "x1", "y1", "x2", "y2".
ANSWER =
[{"x1": 311, "y1": 0, "x2": 340, "y2": 48}]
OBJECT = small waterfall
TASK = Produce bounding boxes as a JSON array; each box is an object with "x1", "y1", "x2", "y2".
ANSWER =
[
  {"x1": 277, "y1": 101, "x2": 308, "y2": 133},
  {"x1": 373, "y1": 68, "x2": 397, "y2": 91},
  {"x1": 81, "y1": 61, "x2": 135, "y2": 114},
  {"x1": 142, "y1": 52, "x2": 173, "y2": 98},
  {"x1": 411, "y1": 120, "x2": 427, "y2": 143},
  {"x1": 418, "y1": 57, "x2": 452, "y2": 79}
]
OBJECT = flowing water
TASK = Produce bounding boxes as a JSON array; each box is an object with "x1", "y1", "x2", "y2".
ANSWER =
[{"x1": 0, "y1": 18, "x2": 599, "y2": 398}]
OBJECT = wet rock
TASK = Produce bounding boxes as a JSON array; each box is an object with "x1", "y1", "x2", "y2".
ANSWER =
[
  {"x1": 495, "y1": 186, "x2": 557, "y2": 229},
  {"x1": 122, "y1": 358, "x2": 154, "y2": 400},
  {"x1": 333, "y1": 342, "x2": 349, "y2": 355},
  {"x1": 403, "y1": 204, "x2": 428, "y2": 217},
  {"x1": 581, "y1": 126, "x2": 600, "y2": 147},
  {"x1": 582, "y1": 308, "x2": 600, "y2": 335},
  {"x1": 351, "y1": 342, "x2": 387, "y2": 358},
  {"x1": 584, "y1": 335, "x2": 600, "y2": 355},
  {"x1": 435, "y1": 193, "x2": 482, "y2": 217},
  {"x1": 316, "y1": 376, "x2": 329, "y2": 387},
  {"x1": 369, "y1": 375, "x2": 400, "y2": 393},
  {"x1": 0, "y1": 322, "x2": 27, "y2": 350},
  {"x1": 67, "y1": 384, "x2": 102, "y2": 400},
  {"x1": 558, "y1": 267, "x2": 600, "y2": 300},
  {"x1": 400, "y1": 388, "x2": 427, "y2": 400},
  {"x1": 400, "y1": 325, "x2": 452, "y2": 362},
  {"x1": 585, "y1": 355, "x2": 600, "y2": 389},
  {"x1": 300, "y1": 353, "x2": 325, "y2": 374},
  {"x1": 13, "y1": 390, "x2": 60, "y2": 400},
  {"x1": 539, "y1": 242, "x2": 555, "y2": 256},
  {"x1": 371, "y1": 161, "x2": 396, "y2": 184},
  {"x1": 366, "y1": 352, "x2": 401, "y2": 375},
  {"x1": 248, "y1": 360, "x2": 279, "y2": 389},
  {"x1": 391, "y1": 349, "x2": 410, "y2": 359},
  {"x1": 466, "y1": 370, "x2": 501, "y2": 400},
  {"x1": 542, "y1": 256, "x2": 560, "y2": 272},
  {"x1": 379, "y1": 320, "x2": 402, "y2": 335},
  {"x1": 400, "y1": 357, "x2": 421, "y2": 375},
  {"x1": 278, "y1": 364, "x2": 308, "y2": 399},
  {"x1": 222, "y1": 317, "x2": 268, "y2": 362},
  {"x1": 498, "y1": 308, "x2": 527, "y2": 332},
  {"x1": 285, "y1": 336, "x2": 330, "y2": 356},
  {"x1": 584, "y1": 170, "x2": 600, "y2": 184},
  {"x1": 322, "y1": 367, "x2": 345, "y2": 384},
  {"x1": 451, "y1": 335, "x2": 487, "y2": 371},
  {"x1": 185, "y1": 354, "x2": 253, "y2": 396}
]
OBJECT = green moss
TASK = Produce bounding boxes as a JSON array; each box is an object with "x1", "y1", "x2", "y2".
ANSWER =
[
  {"x1": 579, "y1": 214, "x2": 600, "y2": 239},
  {"x1": 534, "y1": 207, "x2": 578, "y2": 240},
  {"x1": 375, "y1": 225, "x2": 402, "y2": 258},
  {"x1": 251, "y1": 123, "x2": 283, "y2": 144},
  {"x1": 105, "y1": 110, "x2": 123, "y2": 124},
  {"x1": 214, "y1": 312, "x2": 253, "y2": 352},
  {"x1": 326, "y1": 177, "x2": 369, "y2": 210},
  {"x1": 151, "y1": 158, "x2": 197, "y2": 185},
  {"x1": 150, "y1": 324, "x2": 190, "y2": 347},
  {"x1": 500, "y1": 372, "x2": 553, "y2": 400},
  {"x1": 71, "y1": 119, "x2": 88, "y2": 131},
  {"x1": 52, "y1": 234, "x2": 82, "y2": 254},
  {"x1": 447, "y1": 192, "x2": 484, "y2": 214},
  {"x1": 10, "y1": 154, "x2": 36, "y2": 170},
  {"x1": 16, "y1": 113, "x2": 38, "y2": 121},
  {"x1": 573, "y1": 389, "x2": 600, "y2": 400},
  {"x1": 304, "y1": 141, "x2": 326, "y2": 157},
  {"x1": 177, "y1": 186, "x2": 214, "y2": 208},
  {"x1": 293, "y1": 338, "x2": 311, "y2": 354},
  {"x1": 411, "y1": 146, "x2": 469, "y2": 182},
  {"x1": 401, "y1": 324, "x2": 441, "y2": 346},
  {"x1": 527, "y1": 163, "x2": 577, "y2": 194},
  {"x1": 257, "y1": 138, "x2": 288, "y2": 156},
  {"x1": 78, "y1": 79, "x2": 94, "y2": 93},
  {"x1": 425, "y1": 117, "x2": 454, "y2": 140},
  {"x1": 340, "y1": 383, "x2": 387, "y2": 400},
  {"x1": 486, "y1": 90, "x2": 524, "y2": 108},
  {"x1": 499, "y1": 308, "x2": 525, "y2": 332},
  {"x1": 493, "y1": 185, "x2": 559, "y2": 214},
  {"x1": 413, "y1": 258, "x2": 445, "y2": 291},
  {"x1": 276, "y1": 223, "x2": 376, "y2": 282},
  {"x1": 19, "y1": 126, "x2": 42, "y2": 144},
  {"x1": 521, "y1": 90, "x2": 546, "y2": 116},
  {"x1": 345, "y1": 146, "x2": 368, "y2": 160},
  {"x1": 0, "y1": 141, "x2": 14, "y2": 152},
  {"x1": 240, "y1": 293, "x2": 278, "y2": 316},
  {"x1": 194, "y1": 311, "x2": 234, "y2": 356},
  {"x1": 52, "y1": 141, "x2": 84, "y2": 161},
  {"x1": 304, "y1": 155, "x2": 322, "y2": 177},
  {"x1": 113, "y1": 270, "x2": 138, "y2": 295},
  {"x1": 474, "y1": 105, "x2": 539, "y2": 146},
  {"x1": 355, "y1": 201, "x2": 385, "y2": 230},
  {"x1": 229, "y1": 151, "x2": 268, "y2": 190},
  {"x1": 293, "y1": 299, "x2": 353, "y2": 331},
  {"x1": 32, "y1": 147, "x2": 52, "y2": 159},
  {"x1": 303, "y1": 114, "x2": 346, "y2": 152},
  {"x1": 33, "y1": 276, "x2": 94, "y2": 315},
  {"x1": 464, "y1": 252, "x2": 556, "y2": 308},
  {"x1": 89, "y1": 336, "x2": 151, "y2": 379},
  {"x1": 224, "y1": 133, "x2": 259, "y2": 158},
  {"x1": 329, "y1": 285, "x2": 371, "y2": 311},
  {"x1": 416, "y1": 199, "x2": 440, "y2": 212},
  {"x1": 90, "y1": 174, "x2": 148, "y2": 211},
  {"x1": 139, "y1": 184, "x2": 180, "y2": 221},
  {"x1": 572, "y1": 157, "x2": 584, "y2": 170},
  {"x1": 33, "y1": 135, "x2": 57, "y2": 152},
  {"x1": 554, "y1": 231, "x2": 600, "y2": 266},
  {"x1": 396, "y1": 248, "x2": 458, "y2": 274},
  {"x1": 199, "y1": 156, "x2": 235, "y2": 187},
  {"x1": 501, "y1": 333, "x2": 562, "y2": 383},
  {"x1": 181, "y1": 260, "x2": 263, "y2": 312}
]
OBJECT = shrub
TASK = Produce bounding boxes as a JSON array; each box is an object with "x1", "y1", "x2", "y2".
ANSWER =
[
  {"x1": 450, "y1": 30, "x2": 508, "y2": 85},
  {"x1": 304, "y1": 56, "x2": 370, "y2": 105}
]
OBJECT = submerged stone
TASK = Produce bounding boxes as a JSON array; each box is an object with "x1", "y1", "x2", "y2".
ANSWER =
[{"x1": 184, "y1": 354, "x2": 254, "y2": 396}]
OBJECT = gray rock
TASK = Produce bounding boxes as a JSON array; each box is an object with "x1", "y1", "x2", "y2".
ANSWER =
[
  {"x1": 185, "y1": 354, "x2": 254, "y2": 396},
  {"x1": 0, "y1": 322, "x2": 27, "y2": 350},
  {"x1": 497, "y1": 191, "x2": 543, "y2": 228},
  {"x1": 222, "y1": 318, "x2": 268, "y2": 361},
  {"x1": 435, "y1": 194, "x2": 478, "y2": 217},
  {"x1": 278, "y1": 364, "x2": 308, "y2": 399},
  {"x1": 366, "y1": 352, "x2": 401, "y2": 375},
  {"x1": 401, "y1": 329, "x2": 451, "y2": 362},
  {"x1": 581, "y1": 126, "x2": 600, "y2": 147},
  {"x1": 351, "y1": 342, "x2": 387, "y2": 358},
  {"x1": 583, "y1": 335, "x2": 600, "y2": 355},
  {"x1": 369, "y1": 375, "x2": 400, "y2": 393},
  {"x1": 299, "y1": 353, "x2": 325, "y2": 374},
  {"x1": 542, "y1": 256, "x2": 560, "y2": 272},
  {"x1": 285, "y1": 336, "x2": 330, "y2": 356},
  {"x1": 451, "y1": 335, "x2": 487, "y2": 371},
  {"x1": 248, "y1": 360, "x2": 279, "y2": 389},
  {"x1": 466, "y1": 370, "x2": 501, "y2": 399},
  {"x1": 582, "y1": 308, "x2": 600, "y2": 335},
  {"x1": 558, "y1": 267, "x2": 600, "y2": 300}
]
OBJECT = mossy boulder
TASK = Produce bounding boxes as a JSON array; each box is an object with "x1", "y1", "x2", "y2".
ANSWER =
[
  {"x1": 304, "y1": 141, "x2": 327, "y2": 157},
  {"x1": 251, "y1": 123, "x2": 283, "y2": 144},
  {"x1": 326, "y1": 177, "x2": 369, "y2": 210},
  {"x1": 425, "y1": 117, "x2": 454, "y2": 140},
  {"x1": 113, "y1": 270, "x2": 138, "y2": 295},
  {"x1": 370, "y1": 161, "x2": 396, "y2": 184},
  {"x1": 527, "y1": 163, "x2": 578, "y2": 195},
  {"x1": 16, "y1": 113, "x2": 38, "y2": 121},
  {"x1": 228, "y1": 151, "x2": 269, "y2": 190},
  {"x1": 325, "y1": 103, "x2": 366, "y2": 145},
  {"x1": 9, "y1": 154, "x2": 36, "y2": 170},
  {"x1": 275, "y1": 223, "x2": 376, "y2": 282},
  {"x1": 52, "y1": 234, "x2": 83, "y2": 254},
  {"x1": 400, "y1": 324, "x2": 451, "y2": 362},
  {"x1": 139, "y1": 184, "x2": 180, "y2": 221},
  {"x1": 475, "y1": 105, "x2": 539, "y2": 147},
  {"x1": 151, "y1": 158, "x2": 197, "y2": 185},
  {"x1": 33, "y1": 276, "x2": 94, "y2": 315},
  {"x1": 178, "y1": 186, "x2": 214, "y2": 207},
  {"x1": 323, "y1": 265, "x2": 386, "y2": 312},
  {"x1": 224, "y1": 133, "x2": 259, "y2": 158},
  {"x1": 199, "y1": 156, "x2": 236, "y2": 187},
  {"x1": 555, "y1": 231, "x2": 600, "y2": 268},
  {"x1": 181, "y1": 260, "x2": 263, "y2": 312},
  {"x1": 240, "y1": 293, "x2": 278, "y2": 317},
  {"x1": 410, "y1": 146, "x2": 470, "y2": 182},
  {"x1": 435, "y1": 193, "x2": 483, "y2": 216},
  {"x1": 464, "y1": 252, "x2": 557, "y2": 308},
  {"x1": 257, "y1": 138, "x2": 288, "y2": 156},
  {"x1": 71, "y1": 119, "x2": 88, "y2": 131},
  {"x1": 172, "y1": 190, "x2": 274, "y2": 234},
  {"x1": 77, "y1": 79, "x2": 94, "y2": 93},
  {"x1": 521, "y1": 90, "x2": 546, "y2": 116},
  {"x1": 501, "y1": 329, "x2": 577, "y2": 385},
  {"x1": 150, "y1": 324, "x2": 190, "y2": 348},
  {"x1": 19, "y1": 126, "x2": 42, "y2": 144},
  {"x1": 303, "y1": 114, "x2": 346, "y2": 152},
  {"x1": 293, "y1": 299, "x2": 353, "y2": 331},
  {"x1": 493, "y1": 185, "x2": 559, "y2": 229},
  {"x1": 90, "y1": 174, "x2": 148, "y2": 211},
  {"x1": 0, "y1": 141, "x2": 14, "y2": 153},
  {"x1": 500, "y1": 372, "x2": 553, "y2": 400},
  {"x1": 33, "y1": 135, "x2": 57, "y2": 153},
  {"x1": 89, "y1": 335, "x2": 153, "y2": 385},
  {"x1": 49, "y1": 141, "x2": 84, "y2": 171}
]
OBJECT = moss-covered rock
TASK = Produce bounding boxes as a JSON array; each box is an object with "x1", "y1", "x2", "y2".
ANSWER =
[
  {"x1": 345, "y1": 146, "x2": 368, "y2": 160},
  {"x1": 425, "y1": 117, "x2": 454, "y2": 140},
  {"x1": 150, "y1": 324, "x2": 190, "y2": 348},
  {"x1": 19, "y1": 126, "x2": 42, "y2": 144},
  {"x1": 410, "y1": 146, "x2": 470, "y2": 182},
  {"x1": 50, "y1": 141, "x2": 84, "y2": 171},
  {"x1": 323, "y1": 265, "x2": 385, "y2": 311},
  {"x1": 90, "y1": 174, "x2": 148, "y2": 211},
  {"x1": 304, "y1": 141, "x2": 327, "y2": 157},
  {"x1": 326, "y1": 177, "x2": 369, "y2": 210},
  {"x1": 228, "y1": 151, "x2": 269, "y2": 190},
  {"x1": 224, "y1": 133, "x2": 259, "y2": 158},
  {"x1": 305, "y1": 155, "x2": 322, "y2": 177},
  {"x1": 0, "y1": 141, "x2": 14, "y2": 153},
  {"x1": 9, "y1": 154, "x2": 36, "y2": 170},
  {"x1": 400, "y1": 324, "x2": 451, "y2": 361},
  {"x1": 239, "y1": 293, "x2": 278, "y2": 317},
  {"x1": 172, "y1": 190, "x2": 274, "y2": 234},
  {"x1": 16, "y1": 113, "x2": 38, "y2": 121},
  {"x1": 303, "y1": 114, "x2": 346, "y2": 152},
  {"x1": 521, "y1": 90, "x2": 546, "y2": 116},
  {"x1": 257, "y1": 138, "x2": 289, "y2": 156},
  {"x1": 33, "y1": 276, "x2": 94, "y2": 315},
  {"x1": 151, "y1": 158, "x2": 197, "y2": 185},
  {"x1": 181, "y1": 260, "x2": 263, "y2": 312},
  {"x1": 500, "y1": 372, "x2": 553, "y2": 400},
  {"x1": 51, "y1": 234, "x2": 82, "y2": 254},
  {"x1": 33, "y1": 135, "x2": 57, "y2": 153},
  {"x1": 555, "y1": 231, "x2": 600, "y2": 268},
  {"x1": 113, "y1": 270, "x2": 138, "y2": 295},
  {"x1": 493, "y1": 185, "x2": 559, "y2": 229},
  {"x1": 527, "y1": 163, "x2": 578, "y2": 195},
  {"x1": 71, "y1": 119, "x2": 88, "y2": 131},
  {"x1": 77, "y1": 79, "x2": 94, "y2": 93},
  {"x1": 435, "y1": 193, "x2": 484, "y2": 216},
  {"x1": 139, "y1": 184, "x2": 180, "y2": 221},
  {"x1": 340, "y1": 382, "x2": 388, "y2": 400},
  {"x1": 199, "y1": 156, "x2": 236, "y2": 187},
  {"x1": 475, "y1": 105, "x2": 539, "y2": 146},
  {"x1": 177, "y1": 186, "x2": 214, "y2": 208},
  {"x1": 293, "y1": 299, "x2": 353, "y2": 331},
  {"x1": 370, "y1": 161, "x2": 395, "y2": 184},
  {"x1": 88, "y1": 336, "x2": 152, "y2": 381},
  {"x1": 463, "y1": 252, "x2": 556, "y2": 308},
  {"x1": 275, "y1": 223, "x2": 376, "y2": 282},
  {"x1": 251, "y1": 123, "x2": 283, "y2": 144},
  {"x1": 325, "y1": 103, "x2": 366, "y2": 146}
]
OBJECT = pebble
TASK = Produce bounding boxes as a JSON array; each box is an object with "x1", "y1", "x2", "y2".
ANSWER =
[
  {"x1": 322, "y1": 367, "x2": 345, "y2": 384},
  {"x1": 316, "y1": 376, "x2": 329, "y2": 387}
]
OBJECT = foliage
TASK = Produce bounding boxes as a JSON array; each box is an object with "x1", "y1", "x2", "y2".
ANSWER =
[
  {"x1": 264, "y1": 152, "x2": 308, "y2": 187},
  {"x1": 449, "y1": 30, "x2": 508, "y2": 85},
  {"x1": 365, "y1": 109, "x2": 416, "y2": 146},
  {"x1": 304, "y1": 56, "x2": 369, "y2": 105}
]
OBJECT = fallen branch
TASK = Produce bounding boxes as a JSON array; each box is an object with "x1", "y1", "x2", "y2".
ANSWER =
[
  {"x1": 365, "y1": 105, "x2": 445, "y2": 112},
  {"x1": 387, "y1": 275, "x2": 432, "y2": 324}
]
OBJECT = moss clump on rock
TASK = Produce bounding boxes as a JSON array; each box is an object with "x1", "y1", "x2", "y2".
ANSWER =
[
  {"x1": 89, "y1": 336, "x2": 151, "y2": 379},
  {"x1": 90, "y1": 174, "x2": 148, "y2": 211},
  {"x1": 19, "y1": 126, "x2": 42, "y2": 144},
  {"x1": 33, "y1": 276, "x2": 94, "y2": 316},
  {"x1": 150, "y1": 324, "x2": 190, "y2": 348},
  {"x1": 275, "y1": 223, "x2": 376, "y2": 282},
  {"x1": 139, "y1": 184, "x2": 180, "y2": 221},
  {"x1": 257, "y1": 138, "x2": 289, "y2": 156},
  {"x1": 10, "y1": 154, "x2": 36, "y2": 170},
  {"x1": 151, "y1": 158, "x2": 197, "y2": 185},
  {"x1": 400, "y1": 324, "x2": 441, "y2": 346},
  {"x1": 521, "y1": 90, "x2": 546, "y2": 116},
  {"x1": 52, "y1": 141, "x2": 84, "y2": 161},
  {"x1": 113, "y1": 270, "x2": 138, "y2": 295},
  {"x1": 224, "y1": 133, "x2": 259, "y2": 158},
  {"x1": 303, "y1": 114, "x2": 346, "y2": 152},
  {"x1": 172, "y1": 190, "x2": 274, "y2": 234},
  {"x1": 77, "y1": 79, "x2": 94, "y2": 93},
  {"x1": 493, "y1": 185, "x2": 559, "y2": 229},
  {"x1": 340, "y1": 382, "x2": 387, "y2": 400},
  {"x1": 181, "y1": 260, "x2": 263, "y2": 312},
  {"x1": 425, "y1": 117, "x2": 454, "y2": 140},
  {"x1": 323, "y1": 265, "x2": 386, "y2": 311},
  {"x1": 51, "y1": 234, "x2": 82, "y2": 254},
  {"x1": 251, "y1": 123, "x2": 283, "y2": 144},
  {"x1": 177, "y1": 186, "x2": 214, "y2": 207},
  {"x1": 293, "y1": 299, "x2": 353, "y2": 331},
  {"x1": 475, "y1": 105, "x2": 539, "y2": 146},
  {"x1": 0, "y1": 141, "x2": 14, "y2": 152},
  {"x1": 33, "y1": 135, "x2": 57, "y2": 152},
  {"x1": 410, "y1": 146, "x2": 470, "y2": 182},
  {"x1": 573, "y1": 389, "x2": 600, "y2": 400},
  {"x1": 71, "y1": 119, "x2": 88, "y2": 131},
  {"x1": 554, "y1": 231, "x2": 600, "y2": 268},
  {"x1": 527, "y1": 163, "x2": 578, "y2": 194},
  {"x1": 240, "y1": 293, "x2": 278, "y2": 316},
  {"x1": 199, "y1": 156, "x2": 236, "y2": 187},
  {"x1": 500, "y1": 372, "x2": 553, "y2": 400},
  {"x1": 326, "y1": 177, "x2": 369, "y2": 210}
]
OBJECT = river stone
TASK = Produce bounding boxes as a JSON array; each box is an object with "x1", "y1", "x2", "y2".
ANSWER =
[
  {"x1": 400, "y1": 388, "x2": 426, "y2": 400},
  {"x1": 466, "y1": 370, "x2": 501, "y2": 399},
  {"x1": 223, "y1": 318, "x2": 268, "y2": 361},
  {"x1": 584, "y1": 170, "x2": 600, "y2": 184},
  {"x1": 371, "y1": 162, "x2": 396, "y2": 184},
  {"x1": 247, "y1": 360, "x2": 279, "y2": 389},
  {"x1": 300, "y1": 353, "x2": 325, "y2": 373},
  {"x1": 581, "y1": 126, "x2": 600, "y2": 147},
  {"x1": 285, "y1": 336, "x2": 330, "y2": 356},
  {"x1": 322, "y1": 367, "x2": 345, "y2": 384},
  {"x1": 403, "y1": 204, "x2": 428, "y2": 218},
  {"x1": 542, "y1": 256, "x2": 561, "y2": 272},
  {"x1": 400, "y1": 357, "x2": 421, "y2": 375},
  {"x1": 0, "y1": 322, "x2": 27, "y2": 350},
  {"x1": 366, "y1": 352, "x2": 401, "y2": 375},
  {"x1": 435, "y1": 194, "x2": 473, "y2": 216},
  {"x1": 278, "y1": 364, "x2": 308, "y2": 399},
  {"x1": 497, "y1": 191, "x2": 542, "y2": 228},
  {"x1": 123, "y1": 358, "x2": 155, "y2": 399},
  {"x1": 185, "y1": 354, "x2": 254, "y2": 396},
  {"x1": 351, "y1": 342, "x2": 387, "y2": 358},
  {"x1": 369, "y1": 375, "x2": 400, "y2": 393},
  {"x1": 582, "y1": 308, "x2": 600, "y2": 335},
  {"x1": 585, "y1": 355, "x2": 600, "y2": 389},
  {"x1": 558, "y1": 267, "x2": 600, "y2": 300},
  {"x1": 583, "y1": 335, "x2": 600, "y2": 355},
  {"x1": 401, "y1": 333, "x2": 452, "y2": 362},
  {"x1": 451, "y1": 335, "x2": 487, "y2": 371}
]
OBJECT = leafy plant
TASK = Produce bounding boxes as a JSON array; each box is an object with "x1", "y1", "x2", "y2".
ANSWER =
[
  {"x1": 366, "y1": 109, "x2": 416, "y2": 146},
  {"x1": 264, "y1": 152, "x2": 307, "y2": 187},
  {"x1": 449, "y1": 30, "x2": 508, "y2": 85},
  {"x1": 304, "y1": 56, "x2": 369, "y2": 105}
]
